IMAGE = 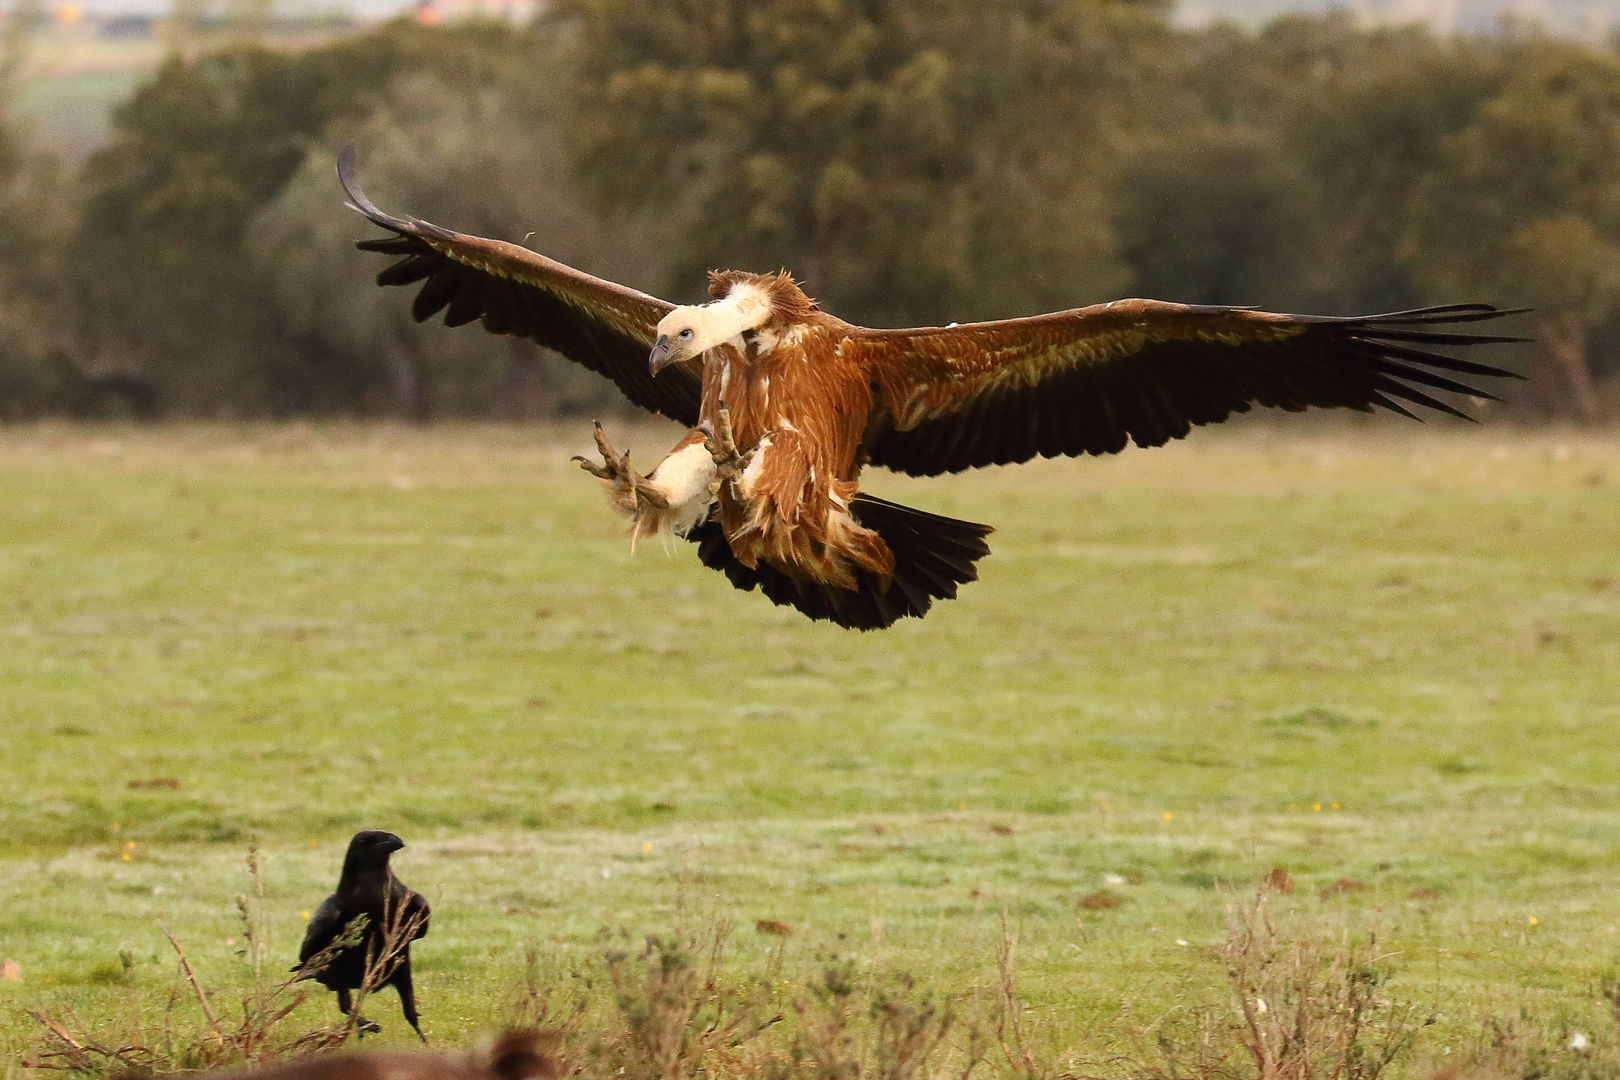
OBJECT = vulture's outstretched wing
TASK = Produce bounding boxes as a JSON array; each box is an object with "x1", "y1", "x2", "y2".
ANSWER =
[
  {"x1": 856, "y1": 300, "x2": 1526, "y2": 477},
  {"x1": 337, "y1": 147, "x2": 701, "y2": 425}
]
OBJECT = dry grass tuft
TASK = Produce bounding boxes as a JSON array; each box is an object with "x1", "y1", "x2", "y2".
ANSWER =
[
  {"x1": 24, "y1": 846, "x2": 420, "y2": 1076},
  {"x1": 506, "y1": 909, "x2": 973, "y2": 1080},
  {"x1": 1118, "y1": 888, "x2": 1435, "y2": 1080},
  {"x1": 1220, "y1": 889, "x2": 1426, "y2": 1080},
  {"x1": 28, "y1": 872, "x2": 1620, "y2": 1080}
]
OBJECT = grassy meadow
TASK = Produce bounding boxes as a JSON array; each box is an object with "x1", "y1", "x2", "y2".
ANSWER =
[{"x1": 2, "y1": 420, "x2": 1619, "y2": 1074}]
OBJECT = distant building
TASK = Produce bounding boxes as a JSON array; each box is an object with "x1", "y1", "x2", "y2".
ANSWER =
[{"x1": 411, "y1": 0, "x2": 536, "y2": 24}]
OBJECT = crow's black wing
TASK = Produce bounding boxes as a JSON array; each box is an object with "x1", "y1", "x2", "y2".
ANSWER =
[
  {"x1": 391, "y1": 881, "x2": 431, "y2": 942},
  {"x1": 296, "y1": 893, "x2": 345, "y2": 968}
]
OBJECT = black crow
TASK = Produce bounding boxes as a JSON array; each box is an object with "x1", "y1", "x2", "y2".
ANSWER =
[{"x1": 294, "y1": 830, "x2": 430, "y2": 1040}]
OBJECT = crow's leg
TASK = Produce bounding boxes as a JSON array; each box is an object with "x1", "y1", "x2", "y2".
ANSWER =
[
  {"x1": 337, "y1": 986, "x2": 381, "y2": 1036},
  {"x1": 394, "y1": 960, "x2": 426, "y2": 1043}
]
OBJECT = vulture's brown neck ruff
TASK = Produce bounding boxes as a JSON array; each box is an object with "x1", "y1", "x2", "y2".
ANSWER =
[{"x1": 339, "y1": 146, "x2": 1527, "y2": 630}]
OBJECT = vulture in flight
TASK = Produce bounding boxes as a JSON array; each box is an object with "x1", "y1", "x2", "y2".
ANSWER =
[{"x1": 337, "y1": 147, "x2": 1523, "y2": 631}]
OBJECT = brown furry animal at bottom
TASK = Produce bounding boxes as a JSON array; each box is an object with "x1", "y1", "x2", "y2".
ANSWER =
[{"x1": 196, "y1": 1031, "x2": 555, "y2": 1080}]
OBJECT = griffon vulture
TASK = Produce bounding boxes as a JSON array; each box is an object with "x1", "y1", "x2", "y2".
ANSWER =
[{"x1": 337, "y1": 147, "x2": 1523, "y2": 631}]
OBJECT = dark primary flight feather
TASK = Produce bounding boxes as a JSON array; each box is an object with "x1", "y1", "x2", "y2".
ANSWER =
[
  {"x1": 336, "y1": 146, "x2": 701, "y2": 425},
  {"x1": 857, "y1": 299, "x2": 1526, "y2": 477}
]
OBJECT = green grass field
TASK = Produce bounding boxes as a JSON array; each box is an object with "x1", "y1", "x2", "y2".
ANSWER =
[{"x1": 2, "y1": 421, "x2": 1619, "y2": 1074}]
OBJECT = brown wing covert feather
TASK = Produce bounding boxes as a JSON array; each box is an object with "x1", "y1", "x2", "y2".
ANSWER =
[
  {"x1": 337, "y1": 146, "x2": 701, "y2": 425},
  {"x1": 856, "y1": 299, "x2": 1525, "y2": 477}
]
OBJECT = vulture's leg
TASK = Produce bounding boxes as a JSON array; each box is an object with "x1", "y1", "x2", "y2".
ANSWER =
[
  {"x1": 573, "y1": 421, "x2": 671, "y2": 517},
  {"x1": 577, "y1": 425, "x2": 718, "y2": 546},
  {"x1": 701, "y1": 403, "x2": 749, "y2": 484}
]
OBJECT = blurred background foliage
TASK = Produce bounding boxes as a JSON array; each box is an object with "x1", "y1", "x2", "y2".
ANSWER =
[{"x1": 1, "y1": 0, "x2": 1619, "y2": 419}]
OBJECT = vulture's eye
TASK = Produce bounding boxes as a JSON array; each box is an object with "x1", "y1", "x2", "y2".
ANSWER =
[{"x1": 680, "y1": 328, "x2": 694, "y2": 339}]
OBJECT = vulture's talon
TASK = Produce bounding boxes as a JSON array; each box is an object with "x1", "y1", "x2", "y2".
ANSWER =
[
  {"x1": 631, "y1": 475, "x2": 671, "y2": 510},
  {"x1": 572, "y1": 454, "x2": 614, "y2": 480},
  {"x1": 705, "y1": 403, "x2": 747, "y2": 481},
  {"x1": 577, "y1": 425, "x2": 668, "y2": 515},
  {"x1": 577, "y1": 423, "x2": 631, "y2": 481},
  {"x1": 590, "y1": 421, "x2": 629, "y2": 473}
]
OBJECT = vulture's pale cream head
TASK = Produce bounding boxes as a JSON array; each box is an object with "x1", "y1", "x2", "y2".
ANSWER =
[{"x1": 649, "y1": 282, "x2": 774, "y2": 374}]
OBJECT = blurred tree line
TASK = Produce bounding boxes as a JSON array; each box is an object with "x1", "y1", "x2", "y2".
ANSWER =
[{"x1": 0, "y1": 0, "x2": 1617, "y2": 419}]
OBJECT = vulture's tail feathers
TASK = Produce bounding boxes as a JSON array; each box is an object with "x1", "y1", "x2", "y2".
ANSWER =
[{"x1": 685, "y1": 494, "x2": 992, "y2": 630}]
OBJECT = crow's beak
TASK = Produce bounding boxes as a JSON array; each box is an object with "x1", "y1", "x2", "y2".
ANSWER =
[{"x1": 649, "y1": 336, "x2": 675, "y2": 375}]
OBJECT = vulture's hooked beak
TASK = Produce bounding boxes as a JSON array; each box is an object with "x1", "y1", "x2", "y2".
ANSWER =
[{"x1": 649, "y1": 336, "x2": 675, "y2": 375}]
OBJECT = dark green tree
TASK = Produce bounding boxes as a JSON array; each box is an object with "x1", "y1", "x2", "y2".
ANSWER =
[
  {"x1": 250, "y1": 68, "x2": 666, "y2": 419},
  {"x1": 550, "y1": 0, "x2": 1168, "y2": 327},
  {"x1": 1410, "y1": 38, "x2": 1620, "y2": 416},
  {"x1": 1117, "y1": 16, "x2": 1501, "y2": 315},
  {"x1": 0, "y1": 118, "x2": 76, "y2": 418},
  {"x1": 67, "y1": 20, "x2": 546, "y2": 415}
]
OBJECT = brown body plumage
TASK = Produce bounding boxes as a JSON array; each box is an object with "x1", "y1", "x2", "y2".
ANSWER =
[
  {"x1": 337, "y1": 148, "x2": 1525, "y2": 630},
  {"x1": 694, "y1": 274, "x2": 887, "y2": 591}
]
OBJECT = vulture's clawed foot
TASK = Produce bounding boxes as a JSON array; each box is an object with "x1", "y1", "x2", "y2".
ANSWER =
[
  {"x1": 573, "y1": 421, "x2": 669, "y2": 518},
  {"x1": 702, "y1": 404, "x2": 749, "y2": 483},
  {"x1": 572, "y1": 420, "x2": 630, "y2": 481},
  {"x1": 355, "y1": 1017, "x2": 382, "y2": 1037}
]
